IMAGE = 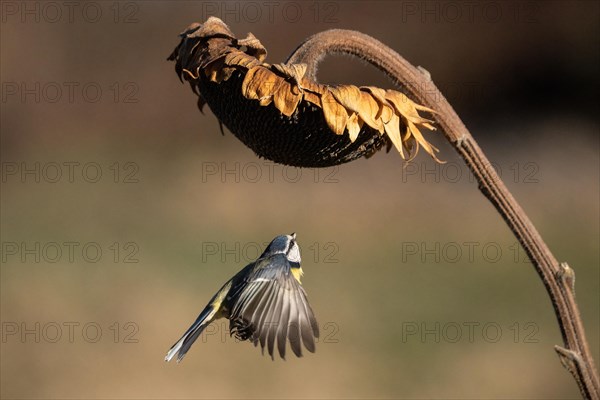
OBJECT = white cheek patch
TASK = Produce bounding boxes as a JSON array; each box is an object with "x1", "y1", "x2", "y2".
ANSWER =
[{"x1": 287, "y1": 242, "x2": 301, "y2": 263}]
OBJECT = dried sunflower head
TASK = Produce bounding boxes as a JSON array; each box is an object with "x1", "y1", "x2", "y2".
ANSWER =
[{"x1": 169, "y1": 17, "x2": 441, "y2": 167}]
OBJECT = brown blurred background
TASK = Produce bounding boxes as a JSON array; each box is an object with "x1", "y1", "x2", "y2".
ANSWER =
[{"x1": 1, "y1": 1, "x2": 598, "y2": 399}]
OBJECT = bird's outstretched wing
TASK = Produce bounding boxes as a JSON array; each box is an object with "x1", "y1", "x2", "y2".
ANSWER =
[{"x1": 229, "y1": 255, "x2": 319, "y2": 359}]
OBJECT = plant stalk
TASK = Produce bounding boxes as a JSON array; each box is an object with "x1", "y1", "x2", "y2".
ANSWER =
[{"x1": 286, "y1": 29, "x2": 599, "y2": 399}]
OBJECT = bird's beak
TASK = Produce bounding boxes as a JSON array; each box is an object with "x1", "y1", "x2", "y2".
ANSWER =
[{"x1": 291, "y1": 232, "x2": 297, "y2": 240}]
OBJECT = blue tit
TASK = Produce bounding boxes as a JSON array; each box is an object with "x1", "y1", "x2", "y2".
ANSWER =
[{"x1": 165, "y1": 233, "x2": 319, "y2": 362}]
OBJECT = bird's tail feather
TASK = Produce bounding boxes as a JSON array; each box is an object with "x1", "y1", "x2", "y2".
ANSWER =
[{"x1": 165, "y1": 306, "x2": 215, "y2": 363}]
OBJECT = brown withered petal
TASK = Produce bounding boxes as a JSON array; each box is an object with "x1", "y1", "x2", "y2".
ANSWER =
[
  {"x1": 385, "y1": 90, "x2": 423, "y2": 120},
  {"x1": 169, "y1": 18, "x2": 441, "y2": 167},
  {"x1": 408, "y1": 120, "x2": 442, "y2": 163},
  {"x1": 241, "y1": 66, "x2": 261, "y2": 98},
  {"x1": 242, "y1": 67, "x2": 282, "y2": 102},
  {"x1": 321, "y1": 90, "x2": 350, "y2": 135},
  {"x1": 236, "y1": 32, "x2": 267, "y2": 63},
  {"x1": 183, "y1": 68, "x2": 199, "y2": 80},
  {"x1": 224, "y1": 52, "x2": 260, "y2": 69},
  {"x1": 187, "y1": 17, "x2": 234, "y2": 40},
  {"x1": 272, "y1": 63, "x2": 307, "y2": 84},
  {"x1": 362, "y1": 87, "x2": 394, "y2": 124},
  {"x1": 204, "y1": 58, "x2": 233, "y2": 83},
  {"x1": 357, "y1": 91, "x2": 384, "y2": 133},
  {"x1": 298, "y1": 78, "x2": 323, "y2": 95},
  {"x1": 273, "y1": 80, "x2": 302, "y2": 117},
  {"x1": 302, "y1": 91, "x2": 321, "y2": 108},
  {"x1": 328, "y1": 85, "x2": 362, "y2": 112},
  {"x1": 384, "y1": 113, "x2": 406, "y2": 159},
  {"x1": 346, "y1": 113, "x2": 362, "y2": 143},
  {"x1": 328, "y1": 86, "x2": 381, "y2": 134}
]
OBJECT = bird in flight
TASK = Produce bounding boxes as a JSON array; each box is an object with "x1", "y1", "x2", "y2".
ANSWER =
[{"x1": 165, "y1": 233, "x2": 319, "y2": 362}]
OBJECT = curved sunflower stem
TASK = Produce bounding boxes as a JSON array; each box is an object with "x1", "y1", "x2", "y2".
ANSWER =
[{"x1": 287, "y1": 29, "x2": 599, "y2": 399}]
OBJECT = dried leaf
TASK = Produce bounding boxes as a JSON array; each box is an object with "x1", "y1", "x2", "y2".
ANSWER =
[
  {"x1": 237, "y1": 32, "x2": 267, "y2": 62},
  {"x1": 329, "y1": 86, "x2": 383, "y2": 132},
  {"x1": 242, "y1": 66, "x2": 281, "y2": 101},
  {"x1": 224, "y1": 52, "x2": 260, "y2": 69},
  {"x1": 346, "y1": 113, "x2": 362, "y2": 142},
  {"x1": 385, "y1": 90, "x2": 419, "y2": 119},
  {"x1": 241, "y1": 66, "x2": 261, "y2": 97},
  {"x1": 203, "y1": 58, "x2": 229, "y2": 82},
  {"x1": 189, "y1": 17, "x2": 234, "y2": 40},
  {"x1": 273, "y1": 80, "x2": 302, "y2": 117},
  {"x1": 386, "y1": 90, "x2": 435, "y2": 124},
  {"x1": 362, "y1": 86, "x2": 394, "y2": 124},
  {"x1": 272, "y1": 63, "x2": 307, "y2": 84},
  {"x1": 183, "y1": 67, "x2": 200, "y2": 80},
  {"x1": 321, "y1": 90, "x2": 349, "y2": 135},
  {"x1": 303, "y1": 91, "x2": 321, "y2": 107},
  {"x1": 383, "y1": 113, "x2": 405, "y2": 159},
  {"x1": 259, "y1": 97, "x2": 273, "y2": 106},
  {"x1": 357, "y1": 91, "x2": 384, "y2": 132},
  {"x1": 329, "y1": 85, "x2": 362, "y2": 113},
  {"x1": 298, "y1": 78, "x2": 324, "y2": 94},
  {"x1": 407, "y1": 120, "x2": 442, "y2": 163}
]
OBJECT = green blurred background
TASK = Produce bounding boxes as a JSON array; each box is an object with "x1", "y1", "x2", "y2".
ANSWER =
[{"x1": 1, "y1": 1, "x2": 598, "y2": 398}]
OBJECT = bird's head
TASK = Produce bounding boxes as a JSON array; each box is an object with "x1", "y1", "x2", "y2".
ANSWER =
[{"x1": 262, "y1": 233, "x2": 301, "y2": 264}]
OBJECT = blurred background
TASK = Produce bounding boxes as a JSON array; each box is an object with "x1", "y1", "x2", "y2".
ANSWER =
[{"x1": 1, "y1": 1, "x2": 598, "y2": 398}]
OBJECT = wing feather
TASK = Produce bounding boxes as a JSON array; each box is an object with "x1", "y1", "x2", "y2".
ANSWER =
[
  {"x1": 247, "y1": 282, "x2": 272, "y2": 346},
  {"x1": 288, "y1": 289, "x2": 302, "y2": 357},
  {"x1": 229, "y1": 254, "x2": 318, "y2": 359},
  {"x1": 266, "y1": 285, "x2": 283, "y2": 359},
  {"x1": 276, "y1": 286, "x2": 290, "y2": 359},
  {"x1": 295, "y1": 287, "x2": 315, "y2": 353},
  {"x1": 256, "y1": 283, "x2": 279, "y2": 353},
  {"x1": 231, "y1": 281, "x2": 265, "y2": 340}
]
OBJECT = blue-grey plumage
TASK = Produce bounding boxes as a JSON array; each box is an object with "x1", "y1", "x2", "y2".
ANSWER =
[{"x1": 165, "y1": 233, "x2": 319, "y2": 362}]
